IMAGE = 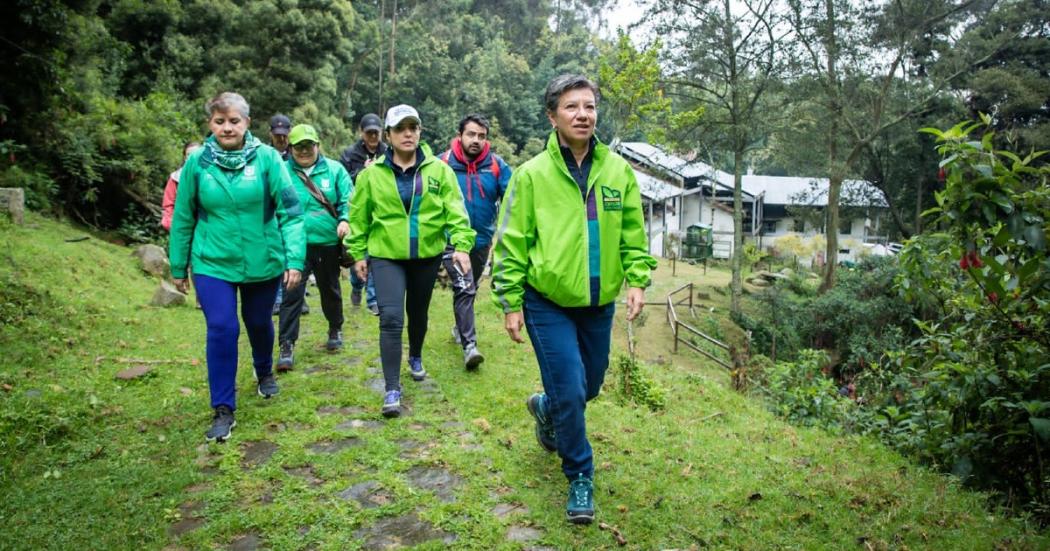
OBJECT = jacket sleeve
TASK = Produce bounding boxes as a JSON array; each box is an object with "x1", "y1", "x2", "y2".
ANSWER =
[
  {"x1": 619, "y1": 166, "x2": 657, "y2": 288},
  {"x1": 496, "y1": 157, "x2": 512, "y2": 201},
  {"x1": 333, "y1": 162, "x2": 353, "y2": 223},
  {"x1": 161, "y1": 173, "x2": 178, "y2": 232},
  {"x1": 440, "y1": 164, "x2": 476, "y2": 253},
  {"x1": 490, "y1": 169, "x2": 533, "y2": 313},
  {"x1": 346, "y1": 167, "x2": 373, "y2": 259},
  {"x1": 168, "y1": 162, "x2": 198, "y2": 279},
  {"x1": 272, "y1": 155, "x2": 306, "y2": 271}
]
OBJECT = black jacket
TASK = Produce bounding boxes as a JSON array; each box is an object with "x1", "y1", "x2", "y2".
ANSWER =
[{"x1": 339, "y1": 140, "x2": 388, "y2": 179}]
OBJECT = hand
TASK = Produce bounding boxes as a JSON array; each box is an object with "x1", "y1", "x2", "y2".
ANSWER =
[
  {"x1": 452, "y1": 251, "x2": 471, "y2": 278},
  {"x1": 354, "y1": 259, "x2": 368, "y2": 281},
  {"x1": 337, "y1": 221, "x2": 350, "y2": 239},
  {"x1": 626, "y1": 287, "x2": 645, "y2": 321},
  {"x1": 283, "y1": 269, "x2": 302, "y2": 290},
  {"x1": 173, "y1": 278, "x2": 189, "y2": 294},
  {"x1": 504, "y1": 311, "x2": 525, "y2": 343}
]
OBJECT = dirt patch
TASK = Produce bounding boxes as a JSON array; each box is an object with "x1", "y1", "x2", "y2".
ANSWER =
[
  {"x1": 338, "y1": 480, "x2": 394, "y2": 509},
  {"x1": 240, "y1": 440, "x2": 278, "y2": 469},
  {"x1": 352, "y1": 512, "x2": 456, "y2": 548}
]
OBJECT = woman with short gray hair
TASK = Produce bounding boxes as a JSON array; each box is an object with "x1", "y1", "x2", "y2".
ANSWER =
[{"x1": 169, "y1": 91, "x2": 306, "y2": 442}]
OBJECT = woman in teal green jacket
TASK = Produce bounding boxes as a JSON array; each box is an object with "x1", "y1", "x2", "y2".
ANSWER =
[
  {"x1": 346, "y1": 104, "x2": 475, "y2": 417},
  {"x1": 490, "y1": 75, "x2": 656, "y2": 524},
  {"x1": 275, "y1": 124, "x2": 353, "y2": 370},
  {"x1": 169, "y1": 92, "x2": 306, "y2": 443}
]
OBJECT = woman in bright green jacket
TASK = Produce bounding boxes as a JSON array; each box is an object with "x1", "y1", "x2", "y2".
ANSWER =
[
  {"x1": 275, "y1": 124, "x2": 353, "y2": 371},
  {"x1": 490, "y1": 74, "x2": 656, "y2": 525},
  {"x1": 169, "y1": 92, "x2": 306, "y2": 443},
  {"x1": 346, "y1": 104, "x2": 475, "y2": 417}
]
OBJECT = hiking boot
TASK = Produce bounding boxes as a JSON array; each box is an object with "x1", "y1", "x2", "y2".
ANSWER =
[
  {"x1": 526, "y1": 393, "x2": 556, "y2": 453},
  {"x1": 566, "y1": 474, "x2": 595, "y2": 524},
  {"x1": 276, "y1": 342, "x2": 294, "y2": 372},
  {"x1": 408, "y1": 356, "x2": 427, "y2": 381},
  {"x1": 368, "y1": 303, "x2": 379, "y2": 316},
  {"x1": 451, "y1": 325, "x2": 461, "y2": 345},
  {"x1": 257, "y1": 373, "x2": 279, "y2": 399},
  {"x1": 205, "y1": 405, "x2": 236, "y2": 442},
  {"x1": 382, "y1": 389, "x2": 402, "y2": 417},
  {"x1": 463, "y1": 344, "x2": 484, "y2": 370},
  {"x1": 351, "y1": 289, "x2": 362, "y2": 307},
  {"x1": 326, "y1": 329, "x2": 343, "y2": 351}
]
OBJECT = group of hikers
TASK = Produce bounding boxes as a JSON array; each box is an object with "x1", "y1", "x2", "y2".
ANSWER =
[{"x1": 164, "y1": 74, "x2": 656, "y2": 525}]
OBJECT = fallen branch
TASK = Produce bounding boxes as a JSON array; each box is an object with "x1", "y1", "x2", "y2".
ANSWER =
[{"x1": 599, "y1": 522, "x2": 628, "y2": 546}]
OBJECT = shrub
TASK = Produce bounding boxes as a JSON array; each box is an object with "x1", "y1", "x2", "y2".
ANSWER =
[{"x1": 761, "y1": 349, "x2": 851, "y2": 427}]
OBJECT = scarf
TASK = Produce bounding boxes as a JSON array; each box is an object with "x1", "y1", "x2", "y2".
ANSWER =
[
  {"x1": 202, "y1": 131, "x2": 261, "y2": 171},
  {"x1": 449, "y1": 138, "x2": 490, "y2": 201}
]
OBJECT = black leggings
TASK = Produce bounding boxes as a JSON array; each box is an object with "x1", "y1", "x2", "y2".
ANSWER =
[{"x1": 371, "y1": 256, "x2": 442, "y2": 391}]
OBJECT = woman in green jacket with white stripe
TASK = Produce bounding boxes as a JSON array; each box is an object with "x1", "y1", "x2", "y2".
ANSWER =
[{"x1": 346, "y1": 105, "x2": 475, "y2": 417}]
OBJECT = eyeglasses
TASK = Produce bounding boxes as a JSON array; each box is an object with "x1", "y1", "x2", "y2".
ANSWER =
[{"x1": 292, "y1": 142, "x2": 317, "y2": 152}]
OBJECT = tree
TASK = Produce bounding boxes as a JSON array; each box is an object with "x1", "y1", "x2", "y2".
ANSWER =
[
  {"x1": 596, "y1": 32, "x2": 671, "y2": 146},
  {"x1": 647, "y1": 0, "x2": 784, "y2": 315}
]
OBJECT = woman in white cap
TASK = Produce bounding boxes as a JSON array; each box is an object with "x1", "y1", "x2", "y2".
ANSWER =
[{"x1": 346, "y1": 105, "x2": 475, "y2": 417}]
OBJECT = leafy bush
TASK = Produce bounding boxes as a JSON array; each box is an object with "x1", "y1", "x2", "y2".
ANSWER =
[
  {"x1": 615, "y1": 353, "x2": 666, "y2": 412},
  {"x1": 761, "y1": 349, "x2": 851, "y2": 427}
]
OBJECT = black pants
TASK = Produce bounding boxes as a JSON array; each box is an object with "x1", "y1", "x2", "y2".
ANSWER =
[
  {"x1": 371, "y1": 255, "x2": 442, "y2": 391},
  {"x1": 278, "y1": 243, "x2": 344, "y2": 345},
  {"x1": 442, "y1": 244, "x2": 490, "y2": 348}
]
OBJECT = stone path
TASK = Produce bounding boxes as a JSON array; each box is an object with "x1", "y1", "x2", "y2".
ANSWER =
[{"x1": 167, "y1": 349, "x2": 544, "y2": 549}]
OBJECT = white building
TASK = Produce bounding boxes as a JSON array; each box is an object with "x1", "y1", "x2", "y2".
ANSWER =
[{"x1": 618, "y1": 142, "x2": 888, "y2": 264}]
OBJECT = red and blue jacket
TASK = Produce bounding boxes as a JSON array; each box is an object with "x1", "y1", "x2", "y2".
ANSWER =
[{"x1": 439, "y1": 139, "x2": 512, "y2": 249}]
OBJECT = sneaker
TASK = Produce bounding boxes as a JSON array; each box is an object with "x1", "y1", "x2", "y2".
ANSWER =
[
  {"x1": 451, "y1": 325, "x2": 461, "y2": 345},
  {"x1": 408, "y1": 356, "x2": 427, "y2": 381},
  {"x1": 302, "y1": 303, "x2": 310, "y2": 315},
  {"x1": 205, "y1": 405, "x2": 236, "y2": 442},
  {"x1": 566, "y1": 474, "x2": 595, "y2": 524},
  {"x1": 382, "y1": 389, "x2": 402, "y2": 417},
  {"x1": 368, "y1": 303, "x2": 379, "y2": 316},
  {"x1": 257, "y1": 373, "x2": 279, "y2": 398},
  {"x1": 351, "y1": 289, "x2": 362, "y2": 307},
  {"x1": 463, "y1": 344, "x2": 484, "y2": 370},
  {"x1": 526, "y1": 393, "x2": 556, "y2": 453},
  {"x1": 326, "y1": 329, "x2": 343, "y2": 351},
  {"x1": 276, "y1": 342, "x2": 294, "y2": 372}
]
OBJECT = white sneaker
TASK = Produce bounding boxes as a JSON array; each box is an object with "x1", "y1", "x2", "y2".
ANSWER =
[{"x1": 464, "y1": 344, "x2": 484, "y2": 370}]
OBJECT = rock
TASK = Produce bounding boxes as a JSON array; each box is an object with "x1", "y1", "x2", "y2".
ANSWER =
[
  {"x1": 227, "y1": 533, "x2": 263, "y2": 551},
  {"x1": 779, "y1": 267, "x2": 795, "y2": 277},
  {"x1": 240, "y1": 440, "x2": 278, "y2": 469},
  {"x1": 133, "y1": 244, "x2": 171, "y2": 278},
  {"x1": 506, "y1": 526, "x2": 544, "y2": 542},
  {"x1": 307, "y1": 438, "x2": 362, "y2": 454},
  {"x1": 115, "y1": 365, "x2": 153, "y2": 380},
  {"x1": 352, "y1": 512, "x2": 456, "y2": 548},
  {"x1": 750, "y1": 278, "x2": 771, "y2": 287},
  {"x1": 338, "y1": 480, "x2": 394, "y2": 508},
  {"x1": 405, "y1": 466, "x2": 463, "y2": 503},
  {"x1": 151, "y1": 280, "x2": 187, "y2": 307},
  {"x1": 0, "y1": 188, "x2": 25, "y2": 224},
  {"x1": 490, "y1": 503, "x2": 529, "y2": 518}
]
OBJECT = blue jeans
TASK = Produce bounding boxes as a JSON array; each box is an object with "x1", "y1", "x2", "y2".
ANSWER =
[
  {"x1": 193, "y1": 274, "x2": 281, "y2": 410},
  {"x1": 349, "y1": 260, "x2": 377, "y2": 307},
  {"x1": 522, "y1": 286, "x2": 614, "y2": 480}
]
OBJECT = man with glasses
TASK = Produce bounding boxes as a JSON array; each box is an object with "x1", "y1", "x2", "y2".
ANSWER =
[{"x1": 339, "y1": 113, "x2": 386, "y2": 314}]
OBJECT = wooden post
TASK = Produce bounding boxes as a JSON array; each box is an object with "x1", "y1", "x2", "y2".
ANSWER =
[{"x1": 0, "y1": 188, "x2": 25, "y2": 225}]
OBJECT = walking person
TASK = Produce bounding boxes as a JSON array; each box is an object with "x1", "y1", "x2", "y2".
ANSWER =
[
  {"x1": 491, "y1": 75, "x2": 656, "y2": 524},
  {"x1": 160, "y1": 141, "x2": 201, "y2": 232},
  {"x1": 346, "y1": 105, "x2": 475, "y2": 417},
  {"x1": 438, "y1": 114, "x2": 512, "y2": 370},
  {"x1": 276, "y1": 124, "x2": 352, "y2": 371},
  {"x1": 169, "y1": 92, "x2": 305, "y2": 442},
  {"x1": 339, "y1": 113, "x2": 386, "y2": 314},
  {"x1": 269, "y1": 113, "x2": 303, "y2": 314}
]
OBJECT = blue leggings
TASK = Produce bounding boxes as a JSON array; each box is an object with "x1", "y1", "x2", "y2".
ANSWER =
[{"x1": 193, "y1": 273, "x2": 281, "y2": 410}]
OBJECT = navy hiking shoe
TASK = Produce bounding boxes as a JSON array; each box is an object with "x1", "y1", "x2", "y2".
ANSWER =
[
  {"x1": 382, "y1": 389, "x2": 402, "y2": 417},
  {"x1": 526, "y1": 393, "x2": 556, "y2": 453},
  {"x1": 257, "y1": 373, "x2": 279, "y2": 399},
  {"x1": 566, "y1": 474, "x2": 595, "y2": 524},
  {"x1": 206, "y1": 405, "x2": 236, "y2": 442},
  {"x1": 326, "y1": 329, "x2": 343, "y2": 351},
  {"x1": 276, "y1": 342, "x2": 294, "y2": 372},
  {"x1": 408, "y1": 356, "x2": 427, "y2": 381}
]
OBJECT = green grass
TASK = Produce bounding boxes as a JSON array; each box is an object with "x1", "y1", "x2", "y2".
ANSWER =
[{"x1": 1, "y1": 212, "x2": 1047, "y2": 550}]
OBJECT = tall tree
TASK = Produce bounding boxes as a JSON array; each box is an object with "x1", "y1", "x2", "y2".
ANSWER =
[{"x1": 647, "y1": 0, "x2": 784, "y2": 315}]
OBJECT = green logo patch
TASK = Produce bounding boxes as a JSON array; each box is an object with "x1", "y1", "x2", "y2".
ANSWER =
[
  {"x1": 601, "y1": 186, "x2": 622, "y2": 211},
  {"x1": 427, "y1": 176, "x2": 441, "y2": 193}
]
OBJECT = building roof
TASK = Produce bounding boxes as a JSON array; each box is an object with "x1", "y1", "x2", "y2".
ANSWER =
[{"x1": 635, "y1": 170, "x2": 683, "y2": 202}]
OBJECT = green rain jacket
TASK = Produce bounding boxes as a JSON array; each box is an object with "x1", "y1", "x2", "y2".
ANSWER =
[
  {"x1": 491, "y1": 132, "x2": 656, "y2": 312},
  {"x1": 286, "y1": 155, "x2": 352, "y2": 246},
  {"x1": 346, "y1": 149, "x2": 475, "y2": 260},
  {"x1": 169, "y1": 134, "x2": 306, "y2": 282}
]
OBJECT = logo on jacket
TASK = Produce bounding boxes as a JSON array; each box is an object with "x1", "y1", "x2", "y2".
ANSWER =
[
  {"x1": 601, "y1": 186, "x2": 622, "y2": 211},
  {"x1": 321, "y1": 178, "x2": 331, "y2": 190},
  {"x1": 427, "y1": 176, "x2": 441, "y2": 193},
  {"x1": 244, "y1": 166, "x2": 256, "y2": 180}
]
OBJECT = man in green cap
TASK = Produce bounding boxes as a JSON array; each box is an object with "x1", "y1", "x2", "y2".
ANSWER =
[{"x1": 276, "y1": 124, "x2": 354, "y2": 370}]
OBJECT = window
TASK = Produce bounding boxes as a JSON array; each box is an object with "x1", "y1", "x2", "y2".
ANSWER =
[
  {"x1": 762, "y1": 220, "x2": 778, "y2": 234},
  {"x1": 793, "y1": 219, "x2": 805, "y2": 233},
  {"x1": 839, "y1": 217, "x2": 853, "y2": 235}
]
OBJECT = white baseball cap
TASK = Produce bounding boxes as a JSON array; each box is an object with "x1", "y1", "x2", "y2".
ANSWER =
[{"x1": 385, "y1": 104, "x2": 421, "y2": 128}]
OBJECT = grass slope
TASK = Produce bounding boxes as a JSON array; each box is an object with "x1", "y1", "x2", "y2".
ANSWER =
[{"x1": 0, "y1": 213, "x2": 1045, "y2": 550}]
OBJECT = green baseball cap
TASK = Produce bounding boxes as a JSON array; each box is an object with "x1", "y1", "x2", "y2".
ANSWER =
[{"x1": 288, "y1": 124, "x2": 320, "y2": 145}]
